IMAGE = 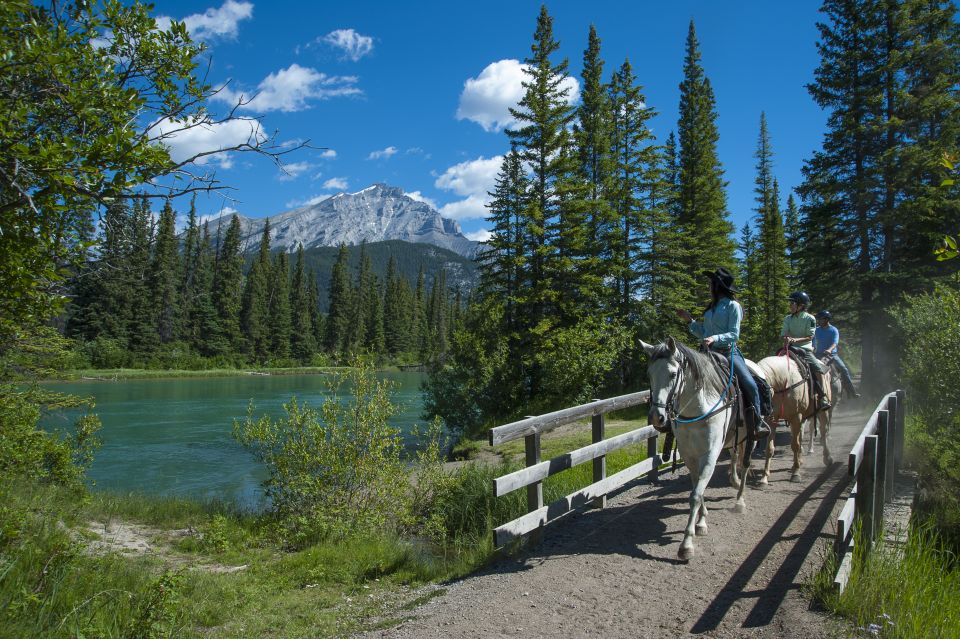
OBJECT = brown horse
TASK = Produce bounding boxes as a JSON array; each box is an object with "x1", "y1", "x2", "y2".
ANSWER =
[{"x1": 745, "y1": 353, "x2": 833, "y2": 484}]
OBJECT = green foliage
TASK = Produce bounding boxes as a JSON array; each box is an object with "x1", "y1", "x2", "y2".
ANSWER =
[
  {"x1": 233, "y1": 360, "x2": 409, "y2": 546},
  {"x1": 895, "y1": 286, "x2": 960, "y2": 548},
  {"x1": 813, "y1": 522, "x2": 960, "y2": 638}
]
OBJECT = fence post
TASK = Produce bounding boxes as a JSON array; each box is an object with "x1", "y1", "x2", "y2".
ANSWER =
[
  {"x1": 647, "y1": 432, "x2": 659, "y2": 484},
  {"x1": 895, "y1": 389, "x2": 906, "y2": 472},
  {"x1": 857, "y1": 434, "x2": 879, "y2": 548},
  {"x1": 885, "y1": 394, "x2": 898, "y2": 502},
  {"x1": 592, "y1": 411, "x2": 606, "y2": 509},
  {"x1": 525, "y1": 431, "x2": 543, "y2": 543},
  {"x1": 876, "y1": 410, "x2": 890, "y2": 510}
]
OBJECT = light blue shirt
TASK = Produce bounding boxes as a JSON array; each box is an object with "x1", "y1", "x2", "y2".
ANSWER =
[{"x1": 688, "y1": 297, "x2": 742, "y2": 351}]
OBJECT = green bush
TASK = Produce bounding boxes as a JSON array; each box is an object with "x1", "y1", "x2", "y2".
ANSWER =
[
  {"x1": 896, "y1": 286, "x2": 960, "y2": 549},
  {"x1": 233, "y1": 359, "x2": 410, "y2": 547}
]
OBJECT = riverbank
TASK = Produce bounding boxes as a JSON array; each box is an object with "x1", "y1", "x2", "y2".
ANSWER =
[{"x1": 56, "y1": 365, "x2": 421, "y2": 381}]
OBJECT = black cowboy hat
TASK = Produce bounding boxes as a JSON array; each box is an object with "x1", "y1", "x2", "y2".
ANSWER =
[{"x1": 702, "y1": 267, "x2": 736, "y2": 293}]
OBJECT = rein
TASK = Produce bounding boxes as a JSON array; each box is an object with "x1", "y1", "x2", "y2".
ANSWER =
[{"x1": 651, "y1": 345, "x2": 737, "y2": 428}]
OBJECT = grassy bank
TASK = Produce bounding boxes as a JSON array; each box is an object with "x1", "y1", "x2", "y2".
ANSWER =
[{"x1": 811, "y1": 523, "x2": 960, "y2": 638}]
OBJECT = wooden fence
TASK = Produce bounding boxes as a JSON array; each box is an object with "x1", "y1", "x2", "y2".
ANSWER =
[
  {"x1": 487, "y1": 391, "x2": 682, "y2": 548},
  {"x1": 833, "y1": 389, "x2": 906, "y2": 593}
]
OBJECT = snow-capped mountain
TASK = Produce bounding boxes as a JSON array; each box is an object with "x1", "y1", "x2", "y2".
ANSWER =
[{"x1": 213, "y1": 184, "x2": 479, "y2": 259}]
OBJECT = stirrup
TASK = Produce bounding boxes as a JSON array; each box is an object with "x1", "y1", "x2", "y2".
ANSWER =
[{"x1": 748, "y1": 416, "x2": 771, "y2": 441}]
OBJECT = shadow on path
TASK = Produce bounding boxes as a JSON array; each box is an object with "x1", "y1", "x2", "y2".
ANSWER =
[{"x1": 689, "y1": 461, "x2": 850, "y2": 633}]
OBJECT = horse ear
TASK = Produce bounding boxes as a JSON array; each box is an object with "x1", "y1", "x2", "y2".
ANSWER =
[
  {"x1": 638, "y1": 339, "x2": 657, "y2": 357},
  {"x1": 666, "y1": 336, "x2": 677, "y2": 353}
]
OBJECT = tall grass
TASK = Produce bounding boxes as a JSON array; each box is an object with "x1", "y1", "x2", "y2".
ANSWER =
[{"x1": 813, "y1": 522, "x2": 960, "y2": 638}]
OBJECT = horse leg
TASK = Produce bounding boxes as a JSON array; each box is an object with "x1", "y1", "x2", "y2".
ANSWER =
[
  {"x1": 790, "y1": 416, "x2": 803, "y2": 482},
  {"x1": 804, "y1": 416, "x2": 815, "y2": 455},
  {"x1": 820, "y1": 408, "x2": 834, "y2": 466},
  {"x1": 760, "y1": 421, "x2": 776, "y2": 486},
  {"x1": 729, "y1": 440, "x2": 742, "y2": 490},
  {"x1": 696, "y1": 499, "x2": 709, "y2": 536},
  {"x1": 679, "y1": 456, "x2": 703, "y2": 561}
]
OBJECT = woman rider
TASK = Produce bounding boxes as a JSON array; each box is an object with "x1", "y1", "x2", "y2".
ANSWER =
[
  {"x1": 781, "y1": 291, "x2": 832, "y2": 411},
  {"x1": 677, "y1": 268, "x2": 770, "y2": 441}
]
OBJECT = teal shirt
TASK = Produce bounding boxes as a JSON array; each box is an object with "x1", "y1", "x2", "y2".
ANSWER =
[
  {"x1": 781, "y1": 312, "x2": 816, "y2": 351},
  {"x1": 688, "y1": 297, "x2": 742, "y2": 351}
]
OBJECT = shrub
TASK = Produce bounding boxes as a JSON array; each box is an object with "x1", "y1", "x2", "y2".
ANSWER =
[{"x1": 233, "y1": 359, "x2": 409, "y2": 547}]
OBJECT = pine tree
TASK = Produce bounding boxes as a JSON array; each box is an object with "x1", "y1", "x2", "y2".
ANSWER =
[
  {"x1": 178, "y1": 195, "x2": 199, "y2": 342},
  {"x1": 365, "y1": 274, "x2": 385, "y2": 354},
  {"x1": 269, "y1": 251, "x2": 292, "y2": 359},
  {"x1": 240, "y1": 220, "x2": 271, "y2": 360},
  {"x1": 383, "y1": 256, "x2": 413, "y2": 356},
  {"x1": 751, "y1": 114, "x2": 790, "y2": 354},
  {"x1": 676, "y1": 20, "x2": 736, "y2": 303},
  {"x1": 414, "y1": 266, "x2": 429, "y2": 360},
  {"x1": 126, "y1": 199, "x2": 158, "y2": 354},
  {"x1": 506, "y1": 5, "x2": 576, "y2": 335},
  {"x1": 738, "y1": 222, "x2": 762, "y2": 358},
  {"x1": 190, "y1": 223, "x2": 224, "y2": 356},
  {"x1": 783, "y1": 194, "x2": 802, "y2": 289},
  {"x1": 324, "y1": 244, "x2": 353, "y2": 355},
  {"x1": 149, "y1": 200, "x2": 179, "y2": 345},
  {"x1": 289, "y1": 245, "x2": 317, "y2": 361},
  {"x1": 211, "y1": 215, "x2": 244, "y2": 353}
]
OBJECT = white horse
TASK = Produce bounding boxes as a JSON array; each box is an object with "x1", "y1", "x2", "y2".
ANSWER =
[
  {"x1": 749, "y1": 353, "x2": 834, "y2": 485},
  {"x1": 640, "y1": 337, "x2": 751, "y2": 561}
]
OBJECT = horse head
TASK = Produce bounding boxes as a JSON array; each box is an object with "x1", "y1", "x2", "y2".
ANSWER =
[{"x1": 639, "y1": 336, "x2": 682, "y2": 432}]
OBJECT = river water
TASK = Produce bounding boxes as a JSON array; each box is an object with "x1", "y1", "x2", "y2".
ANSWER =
[{"x1": 41, "y1": 371, "x2": 427, "y2": 509}]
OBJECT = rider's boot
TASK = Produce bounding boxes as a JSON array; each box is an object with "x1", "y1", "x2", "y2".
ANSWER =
[
  {"x1": 746, "y1": 408, "x2": 770, "y2": 441},
  {"x1": 813, "y1": 374, "x2": 832, "y2": 411},
  {"x1": 841, "y1": 372, "x2": 861, "y2": 399}
]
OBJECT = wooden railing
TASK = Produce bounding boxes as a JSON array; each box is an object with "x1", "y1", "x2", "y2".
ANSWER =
[
  {"x1": 833, "y1": 389, "x2": 906, "y2": 593},
  {"x1": 487, "y1": 391, "x2": 681, "y2": 548}
]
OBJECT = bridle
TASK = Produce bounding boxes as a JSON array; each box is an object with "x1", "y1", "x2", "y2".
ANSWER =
[{"x1": 651, "y1": 348, "x2": 736, "y2": 432}]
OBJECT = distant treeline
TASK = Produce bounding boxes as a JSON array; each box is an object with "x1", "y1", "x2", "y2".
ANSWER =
[{"x1": 65, "y1": 199, "x2": 463, "y2": 368}]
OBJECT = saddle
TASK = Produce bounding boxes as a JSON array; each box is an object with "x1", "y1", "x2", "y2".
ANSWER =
[
  {"x1": 705, "y1": 350, "x2": 771, "y2": 421},
  {"x1": 777, "y1": 346, "x2": 815, "y2": 401}
]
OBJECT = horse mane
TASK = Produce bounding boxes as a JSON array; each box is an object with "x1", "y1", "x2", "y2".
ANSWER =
[{"x1": 649, "y1": 339, "x2": 723, "y2": 392}]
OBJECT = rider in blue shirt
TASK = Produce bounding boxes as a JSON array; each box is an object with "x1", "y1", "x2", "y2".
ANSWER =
[
  {"x1": 678, "y1": 268, "x2": 771, "y2": 441},
  {"x1": 813, "y1": 310, "x2": 861, "y2": 399}
]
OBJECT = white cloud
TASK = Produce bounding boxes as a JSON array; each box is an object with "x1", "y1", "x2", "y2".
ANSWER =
[
  {"x1": 435, "y1": 155, "x2": 503, "y2": 221},
  {"x1": 319, "y1": 149, "x2": 337, "y2": 159},
  {"x1": 465, "y1": 228, "x2": 493, "y2": 243},
  {"x1": 156, "y1": 1, "x2": 253, "y2": 42},
  {"x1": 277, "y1": 161, "x2": 314, "y2": 181},
  {"x1": 323, "y1": 28, "x2": 374, "y2": 61},
  {"x1": 405, "y1": 191, "x2": 438, "y2": 209},
  {"x1": 457, "y1": 59, "x2": 580, "y2": 132},
  {"x1": 435, "y1": 156, "x2": 502, "y2": 197},
  {"x1": 367, "y1": 146, "x2": 398, "y2": 160},
  {"x1": 152, "y1": 116, "x2": 267, "y2": 169},
  {"x1": 439, "y1": 195, "x2": 488, "y2": 221},
  {"x1": 214, "y1": 64, "x2": 361, "y2": 113},
  {"x1": 323, "y1": 177, "x2": 348, "y2": 190}
]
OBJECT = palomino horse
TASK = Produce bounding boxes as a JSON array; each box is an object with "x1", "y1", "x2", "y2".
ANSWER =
[
  {"x1": 804, "y1": 358, "x2": 842, "y2": 457},
  {"x1": 748, "y1": 353, "x2": 834, "y2": 485},
  {"x1": 640, "y1": 337, "x2": 752, "y2": 561}
]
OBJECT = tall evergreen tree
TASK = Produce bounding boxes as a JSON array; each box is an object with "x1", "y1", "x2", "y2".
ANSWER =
[
  {"x1": 290, "y1": 245, "x2": 317, "y2": 361},
  {"x1": 676, "y1": 20, "x2": 736, "y2": 303},
  {"x1": 149, "y1": 200, "x2": 179, "y2": 345},
  {"x1": 783, "y1": 193, "x2": 803, "y2": 289},
  {"x1": 126, "y1": 199, "x2": 158, "y2": 354},
  {"x1": 211, "y1": 215, "x2": 244, "y2": 353},
  {"x1": 189, "y1": 223, "x2": 223, "y2": 356},
  {"x1": 751, "y1": 115, "x2": 790, "y2": 354},
  {"x1": 738, "y1": 222, "x2": 762, "y2": 358},
  {"x1": 324, "y1": 244, "x2": 353, "y2": 354},
  {"x1": 240, "y1": 220, "x2": 271, "y2": 360},
  {"x1": 177, "y1": 195, "x2": 199, "y2": 342},
  {"x1": 383, "y1": 256, "x2": 412, "y2": 355},
  {"x1": 269, "y1": 251, "x2": 292, "y2": 359}
]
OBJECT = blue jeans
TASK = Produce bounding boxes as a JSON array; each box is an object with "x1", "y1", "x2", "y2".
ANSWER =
[{"x1": 731, "y1": 350, "x2": 761, "y2": 417}]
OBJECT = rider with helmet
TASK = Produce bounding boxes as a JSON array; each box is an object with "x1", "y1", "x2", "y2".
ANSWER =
[
  {"x1": 677, "y1": 268, "x2": 771, "y2": 441},
  {"x1": 781, "y1": 292, "x2": 832, "y2": 412},
  {"x1": 813, "y1": 310, "x2": 861, "y2": 399}
]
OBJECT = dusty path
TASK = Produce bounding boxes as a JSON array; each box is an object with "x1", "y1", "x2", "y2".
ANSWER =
[{"x1": 361, "y1": 401, "x2": 875, "y2": 639}]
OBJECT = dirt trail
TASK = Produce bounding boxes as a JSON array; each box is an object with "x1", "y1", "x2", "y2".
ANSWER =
[{"x1": 361, "y1": 401, "x2": 875, "y2": 639}]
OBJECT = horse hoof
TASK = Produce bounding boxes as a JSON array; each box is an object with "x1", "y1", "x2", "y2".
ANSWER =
[
  {"x1": 696, "y1": 524, "x2": 708, "y2": 537},
  {"x1": 824, "y1": 455, "x2": 834, "y2": 466},
  {"x1": 678, "y1": 546, "x2": 695, "y2": 561},
  {"x1": 733, "y1": 500, "x2": 746, "y2": 514},
  {"x1": 791, "y1": 473, "x2": 802, "y2": 483}
]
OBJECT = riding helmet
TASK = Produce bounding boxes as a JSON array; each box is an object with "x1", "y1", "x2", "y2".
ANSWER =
[
  {"x1": 788, "y1": 291, "x2": 810, "y2": 306},
  {"x1": 815, "y1": 310, "x2": 832, "y2": 321}
]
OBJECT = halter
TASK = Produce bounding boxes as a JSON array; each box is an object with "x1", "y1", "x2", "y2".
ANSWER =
[{"x1": 651, "y1": 346, "x2": 737, "y2": 431}]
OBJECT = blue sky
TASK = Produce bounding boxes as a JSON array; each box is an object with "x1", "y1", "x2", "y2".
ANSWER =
[{"x1": 153, "y1": 0, "x2": 828, "y2": 242}]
